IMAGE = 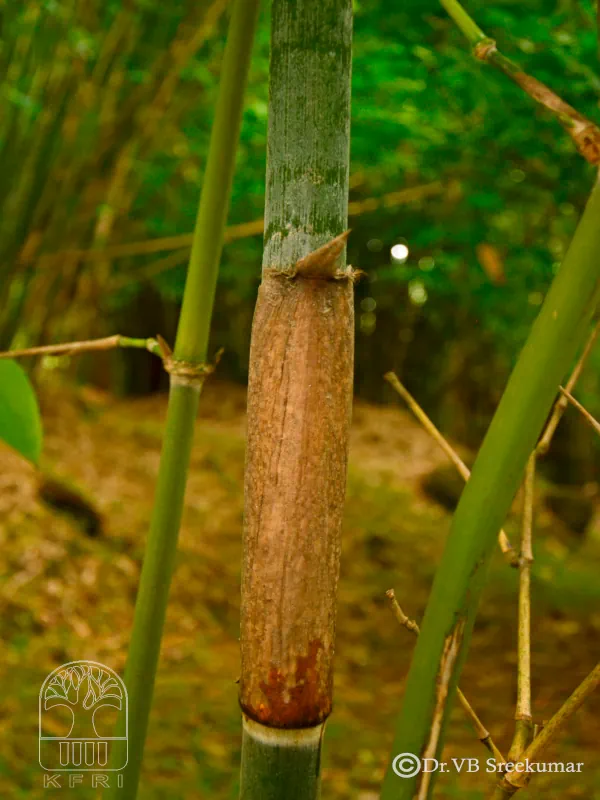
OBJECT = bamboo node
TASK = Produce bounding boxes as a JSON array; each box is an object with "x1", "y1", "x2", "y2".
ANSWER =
[
  {"x1": 575, "y1": 124, "x2": 600, "y2": 166},
  {"x1": 265, "y1": 265, "x2": 363, "y2": 283},
  {"x1": 158, "y1": 335, "x2": 223, "y2": 388},
  {"x1": 473, "y1": 38, "x2": 497, "y2": 61},
  {"x1": 263, "y1": 231, "x2": 364, "y2": 283},
  {"x1": 514, "y1": 712, "x2": 533, "y2": 722},
  {"x1": 164, "y1": 358, "x2": 214, "y2": 387}
]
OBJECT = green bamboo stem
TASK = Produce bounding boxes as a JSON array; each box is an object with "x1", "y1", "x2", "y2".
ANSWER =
[
  {"x1": 241, "y1": 717, "x2": 325, "y2": 800},
  {"x1": 439, "y1": 0, "x2": 487, "y2": 45},
  {"x1": 174, "y1": 0, "x2": 260, "y2": 363},
  {"x1": 105, "y1": 3, "x2": 260, "y2": 797},
  {"x1": 239, "y1": 2, "x2": 353, "y2": 798},
  {"x1": 381, "y1": 176, "x2": 600, "y2": 800}
]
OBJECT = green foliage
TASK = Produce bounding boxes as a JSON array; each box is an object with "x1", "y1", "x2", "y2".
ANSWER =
[
  {"x1": 3, "y1": 0, "x2": 600, "y2": 445},
  {"x1": 350, "y1": 0, "x2": 596, "y2": 346},
  {"x1": 0, "y1": 360, "x2": 42, "y2": 463}
]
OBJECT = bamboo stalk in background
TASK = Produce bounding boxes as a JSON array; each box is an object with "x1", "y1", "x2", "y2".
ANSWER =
[
  {"x1": 37, "y1": 180, "x2": 445, "y2": 269},
  {"x1": 104, "y1": 3, "x2": 261, "y2": 798},
  {"x1": 239, "y1": 2, "x2": 354, "y2": 797},
  {"x1": 0, "y1": 0, "x2": 230, "y2": 350},
  {"x1": 380, "y1": 173, "x2": 600, "y2": 799}
]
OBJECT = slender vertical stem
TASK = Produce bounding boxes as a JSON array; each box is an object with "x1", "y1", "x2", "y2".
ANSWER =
[
  {"x1": 381, "y1": 176, "x2": 600, "y2": 800},
  {"x1": 508, "y1": 454, "x2": 535, "y2": 762},
  {"x1": 106, "y1": 3, "x2": 260, "y2": 798},
  {"x1": 239, "y1": 2, "x2": 353, "y2": 798},
  {"x1": 174, "y1": 1, "x2": 260, "y2": 363}
]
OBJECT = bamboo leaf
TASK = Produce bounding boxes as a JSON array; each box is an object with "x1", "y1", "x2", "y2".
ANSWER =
[{"x1": 0, "y1": 359, "x2": 42, "y2": 463}]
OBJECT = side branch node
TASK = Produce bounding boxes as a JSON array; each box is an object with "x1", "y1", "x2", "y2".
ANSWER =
[
  {"x1": 158, "y1": 334, "x2": 223, "y2": 388},
  {"x1": 473, "y1": 38, "x2": 497, "y2": 61}
]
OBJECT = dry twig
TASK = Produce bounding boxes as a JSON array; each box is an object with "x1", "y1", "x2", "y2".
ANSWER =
[
  {"x1": 538, "y1": 322, "x2": 600, "y2": 453},
  {"x1": 384, "y1": 372, "x2": 518, "y2": 566},
  {"x1": 493, "y1": 663, "x2": 600, "y2": 797},
  {"x1": 507, "y1": 454, "x2": 535, "y2": 762},
  {"x1": 386, "y1": 588, "x2": 505, "y2": 764},
  {"x1": 559, "y1": 386, "x2": 600, "y2": 437},
  {"x1": 0, "y1": 335, "x2": 161, "y2": 360}
]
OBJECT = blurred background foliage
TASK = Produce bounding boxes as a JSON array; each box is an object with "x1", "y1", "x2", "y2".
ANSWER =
[
  {"x1": 3, "y1": 3, "x2": 600, "y2": 797},
  {"x1": 1, "y1": 0, "x2": 600, "y2": 476}
]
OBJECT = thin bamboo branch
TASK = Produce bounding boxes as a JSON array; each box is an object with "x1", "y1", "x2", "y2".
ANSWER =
[
  {"x1": 110, "y1": 249, "x2": 191, "y2": 289},
  {"x1": 386, "y1": 589, "x2": 506, "y2": 764},
  {"x1": 537, "y1": 321, "x2": 600, "y2": 453},
  {"x1": 439, "y1": 0, "x2": 600, "y2": 164},
  {"x1": 559, "y1": 386, "x2": 600, "y2": 436},
  {"x1": 507, "y1": 454, "x2": 535, "y2": 762},
  {"x1": 384, "y1": 372, "x2": 518, "y2": 566},
  {"x1": 0, "y1": 335, "x2": 161, "y2": 360},
  {"x1": 493, "y1": 662, "x2": 600, "y2": 797},
  {"x1": 37, "y1": 181, "x2": 445, "y2": 267}
]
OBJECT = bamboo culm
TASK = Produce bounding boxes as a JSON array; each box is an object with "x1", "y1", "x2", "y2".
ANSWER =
[
  {"x1": 106, "y1": 3, "x2": 261, "y2": 797},
  {"x1": 239, "y1": 2, "x2": 353, "y2": 798}
]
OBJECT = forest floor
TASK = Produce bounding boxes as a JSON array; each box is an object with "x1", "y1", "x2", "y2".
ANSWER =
[{"x1": 2, "y1": 378, "x2": 600, "y2": 799}]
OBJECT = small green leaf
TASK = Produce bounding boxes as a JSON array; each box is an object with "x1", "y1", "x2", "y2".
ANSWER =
[{"x1": 0, "y1": 360, "x2": 42, "y2": 464}]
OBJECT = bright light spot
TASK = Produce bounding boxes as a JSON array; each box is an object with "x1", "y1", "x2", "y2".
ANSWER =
[
  {"x1": 391, "y1": 243, "x2": 409, "y2": 263},
  {"x1": 408, "y1": 279, "x2": 427, "y2": 306}
]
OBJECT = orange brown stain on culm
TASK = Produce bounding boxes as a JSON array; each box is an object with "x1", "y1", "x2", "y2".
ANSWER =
[{"x1": 241, "y1": 639, "x2": 332, "y2": 728}]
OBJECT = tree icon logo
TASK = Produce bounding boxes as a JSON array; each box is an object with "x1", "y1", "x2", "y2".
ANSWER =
[{"x1": 39, "y1": 660, "x2": 128, "y2": 771}]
